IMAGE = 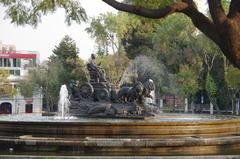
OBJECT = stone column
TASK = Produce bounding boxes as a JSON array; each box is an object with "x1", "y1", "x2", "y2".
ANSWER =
[
  {"x1": 184, "y1": 98, "x2": 188, "y2": 113},
  {"x1": 210, "y1": 103, "x2": 214, "y2": 115}
]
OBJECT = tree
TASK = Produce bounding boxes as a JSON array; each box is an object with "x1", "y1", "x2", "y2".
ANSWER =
[
  {"x1": 51, "y1": 35, "x2": 88, "y2": 85},
  {"x1": 18, "y1": 76, "x2": 37, "y2": 98},
  {"x1": 172, "y1": 65, "x2": 199, "y2": 99},
  {"x1": 102, "y1": 0, "x2": 240, "y2": 68},
  {"x1": 192, "y1": 34, "x2": 229, "y2": 110},
  {"x1": 86, "y1": 13, "x2": 119, "y2": 56},
  {"x1": 95, "y1": 53, "x2": 130, "y2": 85},
  {"x1": 86, "y1": 13, "x2": 132, "y2": 80},
  {"x1": 2, "y1": 0, "x2": 240, "y2": 67},
  {"x1": 0, "y1": 0, "x2": 87, "y2": 27},
  {"x1": 0, "y1": 69, "x2": 16, "y2": 98},
  {"x1": 225, "y1": 65, "x2": 240, "y2": 113},
  {"x1": 18, "y1": 61, "x2": 64, "y2": 112},
  {"x1": 152, "y1": 13, "x2": 201, "y2": 73},
  {"x1": 18, "y1": 36, "x2": 88, "y2": 112},
  {"x1": 205, "y1": 72, "x2": 220, "y2": 113}
]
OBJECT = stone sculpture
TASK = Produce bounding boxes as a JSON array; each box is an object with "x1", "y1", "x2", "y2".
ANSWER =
[
  {"x1": 117, "y1": 79, "x2": 155, "y2": 105},
  {"x1": 69, "y1": 80, "x2": 81, "y2": 101},
  {"x1": 69, "y1": 55, "x2": 158, "y2": 118},
  {"x1": 87, "y1": 54, "x2": 107, "y2": 82}
]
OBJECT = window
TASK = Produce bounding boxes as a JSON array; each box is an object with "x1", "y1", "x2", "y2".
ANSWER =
[
  {"x1": 33, "y1": 58, "x2": 36, "y2": 66},
  {"x1": 3, "y1": 58, "x2": 10, "y2": 67},
  {"x1": 0, "y1": 58, "x2": 2, "y2": 67},
  {"x1": 16, "y1": 59, "x2": 21, "y2": 67},
  {"x1": 15, "y1": 70, "x2": 20, "y2": 76},
  {"x1": 13, "y1": 59, "x2": 17, "y2": 67},
  {"x1": 25, "y1": 104, "x2": 33, "y2": 113},
  {"x1": 9, "y1": 70, "x2": 14, "y2": 75}
]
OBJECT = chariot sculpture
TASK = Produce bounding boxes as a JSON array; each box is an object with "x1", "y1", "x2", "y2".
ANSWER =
[{"x1": 69, "y1": 54, "x2": 158, "y2": 118}]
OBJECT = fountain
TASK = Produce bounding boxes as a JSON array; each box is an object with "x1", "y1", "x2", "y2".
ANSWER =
[
  {"x1": 67, "y1": 54, "x2": 159, "y2": 119},
  {"x1": 57, "y1": 84, "x2": 71, "y2": 119},
  {"x1": 1, "y1": 54, "x2": 240, "y2": 156}
]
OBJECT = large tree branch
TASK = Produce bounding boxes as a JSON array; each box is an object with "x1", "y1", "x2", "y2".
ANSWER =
[
  {"x1": 102, "y1": 0, "x2": 189, "y2": 19},
  {"x1": 102, "y1": 0, "x2": 221, "y2": 47},
  {"x1": 228, "y1": 0, "x2": 240, "y2": 19},
  {"x1": 207, "y1": 0, "x2": 227, "y2": 24},
  {"x1": 181, "y1": 5, "x2": 221, "y2": 46}
]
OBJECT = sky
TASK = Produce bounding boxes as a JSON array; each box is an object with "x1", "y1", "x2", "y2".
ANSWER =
[
  {"x1": 0, "y1": 0, "x2": 117, "y2": 62},
  {"x1": 0, "y1": 0, "x2": 206, "y2": 62}
]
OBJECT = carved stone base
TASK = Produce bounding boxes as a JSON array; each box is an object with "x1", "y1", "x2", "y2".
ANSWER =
[{"x1": 69, "y1": 99, "x2": 159, "y2": 119}]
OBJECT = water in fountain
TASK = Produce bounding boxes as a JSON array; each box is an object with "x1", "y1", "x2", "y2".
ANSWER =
[
  {"x1": 56, "y1": 84, "x2": 73, "y2": 119},
  {"x1": 119, "y1": 55, "x2": 169, "y2": 88}
]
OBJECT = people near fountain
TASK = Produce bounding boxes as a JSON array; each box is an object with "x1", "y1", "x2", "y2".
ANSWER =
[{"x1": 87, "y1": 54, "x2": 107, "y2": 82}]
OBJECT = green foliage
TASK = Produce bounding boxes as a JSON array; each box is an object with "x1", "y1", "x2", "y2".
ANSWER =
[
  {"x1": 0, "y1": 0, "x2": 87, "y2": 27},
  {"x1": 53, "y1": 35, "x2": 78, "y2": 60},
  {"x1": 86, "y1": 12, "x2": 128, "y2": 56},
  {"x1": 18, "y1": 36, "x2": 87, "y2": 111},
  {"x1": 51, "y1": 35, "x2": 87, "y2": 85},
  {"x1": 44, "y1": 36, "x2": 87, "y2": 110},
  {"x1": 95, "y1": 53, "x2": 130, "y2": 85},
  {"x1": 18, "y1": 77, "x2": 37, "y2": 97},
  {"x1": 86, "y1": 13, "x2": 115, "y2": 56},
  {"x1": 153, "y1": 14, "x2": 200, "y2": 73},
  {"x1": 18, "y1": 61, "x2": 64, "y2": 111},
  {"x1": 225, "y1": 66, "x2": 240, "y2": 90},
  {"x1": 0, "y1": 69, "x2": 16, "y2": 98},
  {"x1": 172, "y1": 65, "x2": 199, "y2": 98},
  {"x1": 205, "y1": 73, "x2": 217, "y2": 97},
  {"x1": 125, "y1": 0, "x2": 176, "y2": 9},
  {"x1": 120, "y1": 14, "x2": 160, "y2": 59}
]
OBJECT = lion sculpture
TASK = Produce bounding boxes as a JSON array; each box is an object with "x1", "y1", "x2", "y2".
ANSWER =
[{"x1": 117, "y1": 79, "x2": 155, "y2": 104}]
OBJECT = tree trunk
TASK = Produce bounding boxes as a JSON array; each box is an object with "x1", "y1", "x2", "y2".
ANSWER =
[
  {"x1": 232, "y1": 97, "x2": 236, "y2": 114},
  {"x1": 209, "y1": 96, "x2": 221, "y2": 114},
  {"x1": 217, "y1": 19, "x2": 240, "y2": 68}
]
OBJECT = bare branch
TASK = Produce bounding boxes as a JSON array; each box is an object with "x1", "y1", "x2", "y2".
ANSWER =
[{"x1": 210, "y1": 53, "x2": 217, "y2": 71}]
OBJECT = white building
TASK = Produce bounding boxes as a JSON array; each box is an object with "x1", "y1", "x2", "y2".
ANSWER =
[{"x1": 0, "y1": 41, "x2": 42, "y2": 114}]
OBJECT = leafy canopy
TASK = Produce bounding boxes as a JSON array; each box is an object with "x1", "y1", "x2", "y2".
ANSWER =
[
  {"x1": 206, "y1": 73, "x2": 217, "y2": 97},
  {"x1": 0, "y1": 0, "x2": 87, "y2": 27},
  {"x1": 225, "y1": 66, "x2": 240, "y2": 92}
]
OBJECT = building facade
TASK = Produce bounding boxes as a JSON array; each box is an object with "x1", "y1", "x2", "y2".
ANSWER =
[{"x1": 0, "y1": 41, "x2": 42, "y2": 114}]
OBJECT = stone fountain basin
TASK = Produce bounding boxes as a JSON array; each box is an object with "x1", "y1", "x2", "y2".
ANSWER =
[{"x1": 0, "y1": 113, "x2": 240, "y2": 156}]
